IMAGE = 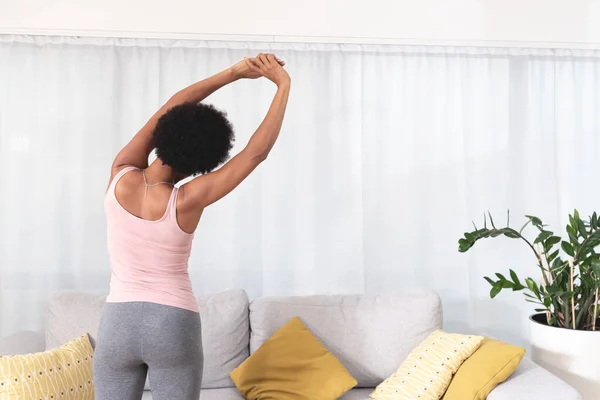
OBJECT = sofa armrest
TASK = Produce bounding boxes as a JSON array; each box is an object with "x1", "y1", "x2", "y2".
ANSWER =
[
  {"x1": 0, "y1": 331, "x2": 45, "y2": 356},
  {"x1": 488, "y1": 358, "x2": 581, "y2": 400}
]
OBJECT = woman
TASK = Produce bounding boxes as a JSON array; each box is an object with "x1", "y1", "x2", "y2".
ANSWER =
[{"x1": 93, "y1": 53, "x2": 290, "y2": 400}]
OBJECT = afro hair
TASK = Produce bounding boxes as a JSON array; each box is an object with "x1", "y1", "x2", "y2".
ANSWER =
[{"x1": 153, "y1": 102, "x2": 235, "y2": 176}]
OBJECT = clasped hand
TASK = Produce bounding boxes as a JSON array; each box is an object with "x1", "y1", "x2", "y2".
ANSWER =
[{"x1": 232, "y1": 53, "x2": 290, "y2": 87}]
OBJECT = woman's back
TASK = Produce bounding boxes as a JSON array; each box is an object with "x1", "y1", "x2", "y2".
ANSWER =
[{"x1": 105, "y1": 166, "x2": 197, "y2": 312}]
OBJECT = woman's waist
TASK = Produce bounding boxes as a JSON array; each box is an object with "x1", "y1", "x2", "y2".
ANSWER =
[
  {"x1": 109, "y1": 267, "x2": 193, "y2": 289},
  {"x1": 107, "y1": 280, "x2": 198, "y2": 313},
  {"x1": 110, "y1": 260, "x2": 191, "y2": 280}
]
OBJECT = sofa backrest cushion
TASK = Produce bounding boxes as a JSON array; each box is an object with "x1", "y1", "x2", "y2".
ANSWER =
[
  {"x1": 45, "y1": 289, "x2": 249, "y2": 389},
  {"x1": 196, "y1": 289, "x2": 250, "y2": 388},
  {"x1": 249, "y1": 291, "x2": 442, "y2": 388}
]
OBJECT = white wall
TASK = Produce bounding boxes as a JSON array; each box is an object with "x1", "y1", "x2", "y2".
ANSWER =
[{"x1": 2, "y1": 0, "x2": 600, "y2": 47}]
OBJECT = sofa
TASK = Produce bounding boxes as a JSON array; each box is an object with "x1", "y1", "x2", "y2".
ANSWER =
[{"x1": 0, "y1": 289, "x2": 581, "y2": 400}]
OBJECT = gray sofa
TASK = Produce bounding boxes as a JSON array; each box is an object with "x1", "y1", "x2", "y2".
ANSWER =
[{"x1": 0, "y1": 289, "x2": 580, "y2": 399}]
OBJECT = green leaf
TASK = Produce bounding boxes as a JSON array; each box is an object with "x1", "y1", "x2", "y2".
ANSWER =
[
  {"x1": 504, "y1": 230, "x2": 521, "y2": 239},
  {"x1": 535, "y1": 308, "x2": 548, "y2": 313},
  {"x1": 545, "y1": 236, "x2": 561, "y2": 249},
  {"x1": 526, "y1": 278, "x2": 540, "y2": 299},
  {"x1": 483, "y1": 276, "x2": 495, "y2": 286},
  {"x1": 495, "y1": 273, "x2": 507, "y2": 281},
  {"x1": 591, "y1": 261, "x2": 600, "y2": 277},
  {"x1": 534, "y1": 231, "x2": 553, "y2": 244},
  {"x1": 562, "y1": 241, "x2": 575, "y2": 257},
  {"x1": 510, "y1": 269, "x2": 521, "y2": 285},
  {"x1": 581, "y1": 255, "x2": 594, "y2": 269},
  {"x1": 490, "y1": 282, "x2": 503, "y2": 299},
  {"x1": 525, "y1": 299, "x2": 543, "y2": 305},
  {"x1": 578, "y1": 220, "x2": 588, "y2": 238},
  {"x1": 501, "y1": 280, "x2": 513, "y2": 289},
  {"x1": 547, "y1": 249, "x2": 560, "y2": 262},
  {"x1": 543, "y1": 297, "x2": 552, "y2": 307},
  {"x1": 551, "y1": 257, "x2": 564, "y2": 271},
  {"x1": 458, "y1": 239, "x2": 471, "y2": 252},
  {"x1": 526, "y1": 215, "x2": 543, "y2": 228},
  {"x1": 559, "y1": 291, "x2": 575, "y2": 299},
  {"x1": 545, "y1": 285, "x2": 558, "y2": 295},
  {"x1": 568, "y1": 232, "x2": 580, "y2": 246}
]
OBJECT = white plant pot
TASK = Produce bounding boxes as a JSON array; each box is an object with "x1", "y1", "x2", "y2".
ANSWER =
[{"x1": 530, "y1": 314, "x2": 600, "y2": 399}]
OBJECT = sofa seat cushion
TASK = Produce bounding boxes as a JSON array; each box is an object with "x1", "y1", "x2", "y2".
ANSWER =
[
  {"x1": 340, "y1": 389, "x2": 377, "y2": 399},
  {"x1": 249, "y1": 291, "x2": 442, "y2": 387},
  {"x1": 486, "y1": 358, "x2": 582, "y2": 400},
  {"x1": 141, "y1": 388, "x2": 374, "y2": 399},
  {"x1": 141, "y1": 387, "x2": 244, "y2": 399},
  {"x1": 0, "y1": 331, "x2": 45, "y2": 356},
  {"x1": 45, "y1": 289, "x2": 249, "y2": 388}
]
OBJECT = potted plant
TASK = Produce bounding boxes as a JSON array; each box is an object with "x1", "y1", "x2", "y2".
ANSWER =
[{"x1": 458, "y1": 210, "x2": 600, "y2": 399}]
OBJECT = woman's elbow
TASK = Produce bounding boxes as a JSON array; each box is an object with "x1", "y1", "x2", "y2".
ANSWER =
[{"x1": 254, "y1": 150, "x2": 269, "y2": 163}]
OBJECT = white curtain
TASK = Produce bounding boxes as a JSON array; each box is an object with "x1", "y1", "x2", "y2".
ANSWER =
[{"x1": 1, "y1": 36, "x2": 599, "y2": 346}]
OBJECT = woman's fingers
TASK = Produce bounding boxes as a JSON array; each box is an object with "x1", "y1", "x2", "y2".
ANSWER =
[
  {"x1": 259, "y1": 53, "x2": 271, "y2": 67},
  {"x1": 244, "y1": 57, "x2": 261, "y2": 72},
  {"x1": 253, "y1": 53, "x2": 285, "y2": 68},
  {"x1": 254, "y1": 53, "x2": 266, "y2": 68},
  {"x1": 266, "y1": 54, "x2": 278, "y2": 66}
]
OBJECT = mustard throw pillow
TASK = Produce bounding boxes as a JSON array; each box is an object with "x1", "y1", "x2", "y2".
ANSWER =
[
  {"x1": 442, "y1": 338, "x2": 525, "y2": 400},
  {"x1": 230, "y1": 316, "x2": 357, "y2": 400},
  {"x1": 0, "y1": 334, "x2": 94, "y2": 399},
  {"x1": 370, "y1": 330, "x2": 484, "y2": 400}
]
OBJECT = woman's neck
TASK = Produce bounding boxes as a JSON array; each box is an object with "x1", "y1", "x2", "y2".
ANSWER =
[{"x1": 145, "y1": 160, "x2": 177, "y2": 184}]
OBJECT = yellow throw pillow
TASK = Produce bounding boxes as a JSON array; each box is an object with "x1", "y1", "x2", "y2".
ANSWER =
[
  {"x1": 442, "y1": 338, "x2": 525, "y2": 400},
  {"x1": 0, "y1": 334, "x2": 94, "y2": 399},
  {"x1": 370, "y1": 330, "x2": 484, "y2": 400},
  {"x1": 230, "y1": 316, "x2": 357, "y2": 400}
]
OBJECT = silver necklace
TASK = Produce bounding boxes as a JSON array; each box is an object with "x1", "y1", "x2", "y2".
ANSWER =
[{"x1": 142, "y1": 170, "x2": 174, "y2": 199}]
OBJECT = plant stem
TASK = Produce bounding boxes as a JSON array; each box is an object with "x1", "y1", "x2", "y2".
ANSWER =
[
  {"x1": 569, "y1": 258, "x2": 576, "y2": 329},
  {"x1": 542, "y1": 245, "x2": 555, "y2": 283},
  {"x1": 575, "y1": 294, "x2": 594, "y2": 328},
  {"x1": 536, "y1": 244, "x2": 551, "y2": 322},
  {"x1": 594, "y1": 288, "x2": 599, "y2": 331},
  {"x1": 518, "y1": 234, "x2": 538, "y2": 258}
]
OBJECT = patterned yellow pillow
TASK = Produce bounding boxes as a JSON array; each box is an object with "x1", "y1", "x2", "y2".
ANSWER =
[
  {"x1": 370, "y1": 330, "x2": 484, "y2": 400},
  {"x1": 0, "y1": 334, "x2": 94, "y2": 399}
]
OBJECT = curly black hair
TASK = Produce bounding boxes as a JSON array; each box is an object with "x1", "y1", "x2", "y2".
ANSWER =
[{"x1": 153, "y1": 102, "x2": 235, "y2": 176}]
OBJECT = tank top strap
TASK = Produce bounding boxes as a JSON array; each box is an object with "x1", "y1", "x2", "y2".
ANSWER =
[
  {"x1": 107, "y1": 166, "x2": 139, "y2": 196},
  {"x1": 166, "y1": 186, "x2": 180, "y2": 220}
]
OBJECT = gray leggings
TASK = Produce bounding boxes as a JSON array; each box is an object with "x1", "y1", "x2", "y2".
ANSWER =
[{"x1": 93, "y1": 302, "x2": 203, "y2": 400}]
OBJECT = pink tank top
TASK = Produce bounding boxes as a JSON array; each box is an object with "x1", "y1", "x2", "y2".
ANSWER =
[{"x1": 104, "y1": 166, "x2": 198, "y2": 313}]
